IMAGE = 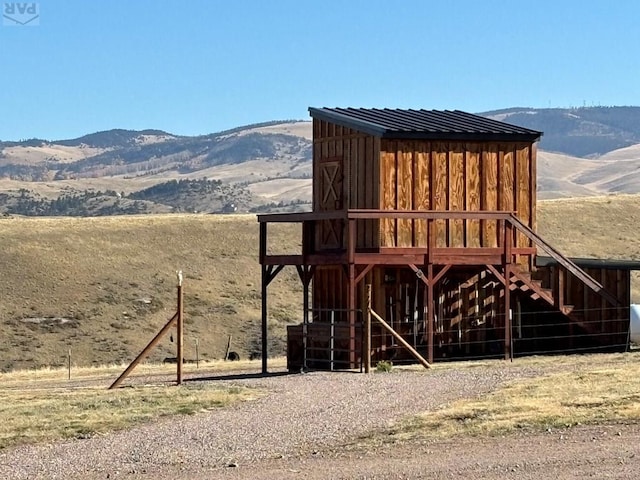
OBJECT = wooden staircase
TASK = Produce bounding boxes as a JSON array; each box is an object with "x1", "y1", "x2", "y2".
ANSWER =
[
  {"x1": 506, "y1": 214, "x2": 621, "y2": 336},
  {"x1": 509, "y1": 267, "x2": 595, "y2": 334}
]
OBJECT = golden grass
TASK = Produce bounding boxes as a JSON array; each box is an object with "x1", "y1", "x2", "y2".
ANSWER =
[
  {"x1": 385, "y1": 353, "x2": 640, "y2": 442},
  {"x1": 0, "y1": 214, "x2": 301, "y2": 371},
  {"x1": 1, "y1": 194, "x2": 640, "y2": 372},
  {"x1": 0, "y1": 358, "x2": 287, "y2": 450},
  {"x1": 0, "y1": 385, "x2": 257, "y2": 450},
  {"x1": 0, "y1": 356, "x2": 287, "y2": 384}
]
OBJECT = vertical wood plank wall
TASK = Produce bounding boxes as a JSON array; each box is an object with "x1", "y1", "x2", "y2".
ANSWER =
[
  {"x1": 313, "y1": 119, "x2": 381, "y2": 249},
  {"x1": 537, "y1": 265, "x2": 630, "y2": 345},
  {"x1": 379, "y1": 139, "x2": 535, "y2": 254}
]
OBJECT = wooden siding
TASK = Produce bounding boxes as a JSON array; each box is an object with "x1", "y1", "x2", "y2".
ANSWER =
[
  {"x1": 379, "y1": 140, "x2": 535, "y2": 260},
  {"x1": 535, "y1": 265, "x2": 630, "y2": 346},
  {"x1": 312, "y1": 266, "x2": 347, "y2": 322},
  {"x1": 313, "y1": 119, "x2": 380, "y2": 249}
]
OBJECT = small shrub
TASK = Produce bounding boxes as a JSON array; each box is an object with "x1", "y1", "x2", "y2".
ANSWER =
[{"x1": 375, "y1": 360, "x2": 393, "y2": 373}]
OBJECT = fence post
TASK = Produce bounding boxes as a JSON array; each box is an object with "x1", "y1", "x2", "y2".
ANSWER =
[
  {"x1": 330, "y1": 310, "x2": 335, "y2": 371},
  {"x1": 177, "y1": 271, "x2": 184, "y2": 385},
  {"x1": 67, "y1": 349, "x2": 71, "y2": 380}
]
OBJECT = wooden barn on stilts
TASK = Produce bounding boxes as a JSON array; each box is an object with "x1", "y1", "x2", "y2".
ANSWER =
[{"x1": 258, "y1": 108, "x2": 637, "y2": 372}]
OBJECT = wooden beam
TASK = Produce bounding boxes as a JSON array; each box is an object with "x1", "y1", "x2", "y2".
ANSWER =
[
  {"x1": 259, "y1": 222, "x2": 267, "y2": 264},
  {"x1": 486, "y1": 264, "x2": 506, "y2": 284},
  {"x1": 109, "y1": 312, "x2": 178, "y2": 389},
  {"x1": 355, "y1": 263, "x2": 375, "y2": 285},
  {"x1": 432, "y1": 254, "x2": 503, "y2": 265},
  {"x1": 504, "y1": 263, "x2": 512, "y2": 361},
  {"x1": 261, "y1": 265, "x2": 268, "y2": 373},
  {"x1": 427, "y1": 263, "x2": 434, "y2": 363},
  {"x1": 555, "y1": 266, "x2": 565, "y2": 310},
  {"x1": 432, "y1": 264, "x2": 452, "y2": 286},
  {"x1": 504, "y1": 221, "x2": 513, "y2": 361},
  {"x1": 370, "y1": 308, "x2": 431, "y2": 369},
  {"x1": 348, "y1": 263, "x2": 357, "y2": 367},
  {"x1": 176, "y1": 283, "x2": 184, "y2": 385},
  {"x1": 266, "y1": 264, "x2": 286, "y2": 286},
  {"x1": 408, "y1": 263, "x2": 429, "y2": 286}
]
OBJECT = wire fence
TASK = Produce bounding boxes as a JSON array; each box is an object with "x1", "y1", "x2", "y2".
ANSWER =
[{"x1": 294, "y1": 305, "x2": 632, "y2": 369}]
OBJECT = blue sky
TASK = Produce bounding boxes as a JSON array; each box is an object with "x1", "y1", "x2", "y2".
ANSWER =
[{"x1": 1, "y1": 0, "x2": 639, "y2": 140}]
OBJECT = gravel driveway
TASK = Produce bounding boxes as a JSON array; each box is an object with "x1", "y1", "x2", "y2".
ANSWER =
[{"x1": 0, "y1": 366, "x2": 538, "y2": 479}]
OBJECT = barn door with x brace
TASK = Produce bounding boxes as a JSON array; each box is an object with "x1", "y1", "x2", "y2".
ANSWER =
[{"x1": 318, "y1": 157, "x2": 344, "y2": 249}]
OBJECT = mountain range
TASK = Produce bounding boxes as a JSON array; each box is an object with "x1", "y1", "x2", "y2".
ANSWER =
[{"x1": 2, "y1": 106, "x2": 640, "y2": 215}]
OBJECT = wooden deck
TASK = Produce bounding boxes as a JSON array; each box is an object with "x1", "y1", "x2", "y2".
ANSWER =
[{"x1": 259, "y1": 209, "x2": 535, "y2": 268}]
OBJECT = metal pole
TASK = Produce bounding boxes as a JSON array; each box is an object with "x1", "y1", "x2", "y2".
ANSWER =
[
  {"x1": 302, "y1": 268, "x2": 309, "y2": 371},
  {"x1": 365, "y1": 285, "x2": 372, "y2": 374},
  {"x1": 195, "y1": 338, "x2": 199, "y2": 369},
  {"x1": 427, "y1": 264, "x2": 434, "y2": 364},
  {"x1": 330, "y1": 310, "x2": 335, "y2": 371},
  {"x1": 67, "y1": 349, "x2": 71, "y2": 380}
]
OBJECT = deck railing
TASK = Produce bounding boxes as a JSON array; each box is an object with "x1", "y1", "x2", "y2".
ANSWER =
[{"x1": 258, "y1": 209, "x2": 619, "y2": 308}]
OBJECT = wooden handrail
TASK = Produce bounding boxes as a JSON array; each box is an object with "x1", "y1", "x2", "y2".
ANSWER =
[
  {"x1": 258, "y1": 209, "x2": 516, "y2": 223},
  {"x1": 507, "y1": 214, "x2": 620, "y2": 307},
  {"x1": 258, "y1": 209, "x2": 620, "y2": 309}
]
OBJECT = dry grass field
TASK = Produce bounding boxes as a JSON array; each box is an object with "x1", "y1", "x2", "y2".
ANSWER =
[
  {"x1": 0, "y1": 357, "x2": 288, "y2": 449},
  {"x1": 0, "y1": 214, "x2": 301, "y2": 371},
  {"x1": 381, "y1": 352, "x2": 640, "y2": 443},
  {"x1": 0, "y1": 193, "x2": 639, "y2": 372}
]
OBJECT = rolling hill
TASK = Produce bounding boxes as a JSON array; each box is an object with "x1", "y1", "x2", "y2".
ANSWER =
[{"x1": 3, "y1": 107, "x2": 640, "y2": 215}]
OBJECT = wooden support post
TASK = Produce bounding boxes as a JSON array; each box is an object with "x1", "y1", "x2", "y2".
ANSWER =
[
  {"x1": 370, "y1": 309, "x2": 431, "y2": 369},
  {"x1": 427, "y1": 263, "x2": 434, "y2": 364},
  {"x1": 299, "y1": 265, "x2": 312, "y2": 371},
  {"x1": 555, "y1": 267, "x2": 565, "y2": 309},
  {"x1": 225, "y1": 335, "x2": 232, "y2": 360},
  {"x1": 348, "y1": 264, "x2": 356, "y2": 368},
  {"x1": 177, "y1": 276, "x2": 184, "y2": 385},
  {"x1": 259, "y1": 222, "x2": 267, "y2": 264},
  {"x1": 504, "y1": 223, "x2": 513, "y2": 361},
  {"x1": 261, "y1": 264, "x2": 285, "y2": 374},
  {"x1": 260, "y1": 221, "x2": 268, "y2": 374},
  {"x1": 504, "y1": 264, "x2": 512, "y2": 361},
  {"x1": 109, "y1": 312, "x2": 178, "y2": 389},
  {"x1": 348, "y1": 218, "x2": 357, "y2": 368},
  {"x1": 364, "y1": 284, "x2": 372, "y2": 374},
  {"x1": 261, "y1": 264, "x2": 268, "y2": 374}
]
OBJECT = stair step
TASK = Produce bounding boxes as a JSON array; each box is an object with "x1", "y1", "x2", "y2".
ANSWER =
[
  {"x1": 561, "y1": 304, "x2": 575, "y2": 315},
  {"x1": 531, "y1": 287, "x2": 553, "y2": 300}
]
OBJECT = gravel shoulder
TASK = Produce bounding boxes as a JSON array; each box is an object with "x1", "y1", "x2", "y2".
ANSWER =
[{"x1": 1, "y1": 363, "x2": 638, "y2": 479}]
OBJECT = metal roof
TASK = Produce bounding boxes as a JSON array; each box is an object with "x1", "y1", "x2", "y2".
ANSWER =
[
  {"x1": 308, "y1": 107, "x2": 543, "y2": 142},
  {"x1": 537, "y1": 255, "x2": 640, "y2": 271}
]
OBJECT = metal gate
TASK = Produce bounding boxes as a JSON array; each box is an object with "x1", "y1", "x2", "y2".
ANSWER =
[{"x1": 301, "y1": 308, "x2": 362, "y2": 371}]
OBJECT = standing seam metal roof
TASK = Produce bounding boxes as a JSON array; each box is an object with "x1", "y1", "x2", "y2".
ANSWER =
[{"x1": 308, "y1": 107, "x2": 543, "y2": 141}]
